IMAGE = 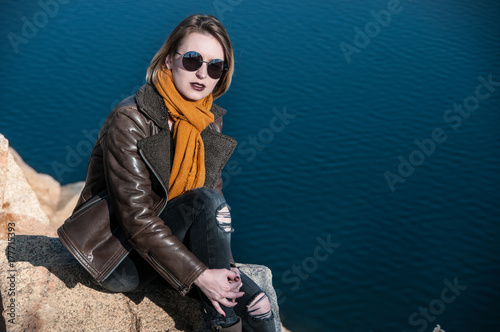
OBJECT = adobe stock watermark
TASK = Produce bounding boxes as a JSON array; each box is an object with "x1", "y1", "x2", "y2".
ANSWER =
[
  {"x1": 7, "y1": 0, "x2": 72, "y2": 54},
  {"x1": 6, "y1": 221, "x2": 17, "y2": 325},
  {"x1": 51, "y1": 119, "x2": 105, "y2": 182},
  {"x1": 340, "y1": 0, "x2": 413, "y2": 64},
  {"x1": 385, "y1": 73, "x2": 500, "y2": 192},
  {"x1": 51, "y1": 85, "x2": 141, "y2": 182},
  {"x1": 221, "y1": 105, "x2": 296, "y2": 188},
  {"x1": 276, "y1": 235, "x2": 341, "y2": 305},
  {"x1": 213, "y1": 0, "x2": 243, "y2": 21},
  {"x1": 405, "y1": 277, "x2": 467, "y2": 332}
]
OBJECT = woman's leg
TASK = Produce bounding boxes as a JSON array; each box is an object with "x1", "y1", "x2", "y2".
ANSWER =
[
  {"x1": 165, "y1": 188, "x2": 276, "y2": 331},
  {"x1": 162, "y1": 187, "x2": 233, "y2": 269},
  {"x1": 98, "y1": 249, "x2": 159, "y2": 292},
  {"x1": 98, "y1": 254, "x2": 140, "y2": 292},
  {"x1": 234, "y1": 272, "x2": 276, "y2": 332},
  {"x1": 161, "y1": 187, "x2": 239, "y2": 328},
  {"x1": 101, "y1": 187, "x2": 271, "y2": 330}
]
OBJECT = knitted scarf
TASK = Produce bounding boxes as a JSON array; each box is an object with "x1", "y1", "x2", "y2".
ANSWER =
[{"x1": 154, "y1": 68, "x2": 214, "y2": 200}]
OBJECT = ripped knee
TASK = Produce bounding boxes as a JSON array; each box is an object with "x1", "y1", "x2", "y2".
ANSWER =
[
  {"x1": 216, "y1": 204, "x2": 233, "y2": 233},
  {"x1": 247, "y1": 292, "x2": 273, "y2": 320}
]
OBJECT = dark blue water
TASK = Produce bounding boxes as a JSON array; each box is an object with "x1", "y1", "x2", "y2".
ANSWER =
[{"x1": 1, "y1": 1, "x2": 500, "y2": 331}]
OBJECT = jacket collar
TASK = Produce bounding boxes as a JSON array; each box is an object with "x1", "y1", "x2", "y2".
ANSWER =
[{"x1": 135, "y1": 83, "x2": 226, "y2": 129}]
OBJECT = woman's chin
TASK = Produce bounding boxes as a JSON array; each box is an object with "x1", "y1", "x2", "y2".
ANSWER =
[{"x1": 181, "y1": 90, "x2": 210, "y2": 101}]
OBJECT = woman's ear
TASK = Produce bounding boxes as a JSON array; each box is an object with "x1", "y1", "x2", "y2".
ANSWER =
[{"x1": 165, "y1": 56, "x2": 172, "y2": 69}]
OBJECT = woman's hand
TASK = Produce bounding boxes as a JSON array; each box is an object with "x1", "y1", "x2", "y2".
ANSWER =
[
  {"x1": 230, "y1": 267, "x2": 241, "y2": 282},
  {"x1": 194, "y1": 268, "x2": 244, "y2": 316}
]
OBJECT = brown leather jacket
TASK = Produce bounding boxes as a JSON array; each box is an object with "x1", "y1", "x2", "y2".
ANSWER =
[{"x1": 58, "y1": 83, "x2": 237, "y2": 295}]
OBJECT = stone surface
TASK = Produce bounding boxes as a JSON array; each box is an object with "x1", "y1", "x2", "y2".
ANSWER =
[
  {"x1": 9, "y1": 147, "x2": 61, "y2": 222},
  {"x1": 236, "y1": 263, "x2": 284, "y2": 332},
  {"x1": 0, "y1": 236, "x2": 284, "y2": 331},
  {"x1": 8, "y1": 146, "x2": 84, "y2": 229},
  {"x1": 0, "y1": 236, "x2": 202, "y2": 331},
  {"x1": 0, "y1": 135, "x2": 50, "y2": 241},
  {"x1": 0, "y1": 135, "x2": 8, "y2": 208},
  {"x1": 50, "y1": 181, "x2": 85, "y2": 229},
  {"x1": 0, "y1": 212, "x2": 56, "y2": 239}
]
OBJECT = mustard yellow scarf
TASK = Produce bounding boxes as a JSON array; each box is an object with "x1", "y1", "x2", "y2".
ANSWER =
[{"x1": 154, "y1": 68, "x2": 214, "y2": 200}]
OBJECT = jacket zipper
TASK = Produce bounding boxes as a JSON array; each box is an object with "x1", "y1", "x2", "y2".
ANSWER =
[
  {"x1": 139, "y1": 149, "x2": 188, "y2": 294},
  {"x1": 138, "y1": 149, "x2": 168, "y2": 215},
  {"x1": 71, "y1": 193, "x2": 107, "y2": 219},
  {"x1": 148, "y1": 252, "x2": 187, "y2": 295}
]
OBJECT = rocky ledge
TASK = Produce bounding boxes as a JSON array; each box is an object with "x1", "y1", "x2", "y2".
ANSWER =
[{"x1": 0, "y1": 133, "x2": 288, "y2": 332}]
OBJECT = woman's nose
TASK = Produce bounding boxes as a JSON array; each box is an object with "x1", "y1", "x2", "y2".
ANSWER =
[{"x1": 196, "y1": 63, "x2": 208, "y2": 79}]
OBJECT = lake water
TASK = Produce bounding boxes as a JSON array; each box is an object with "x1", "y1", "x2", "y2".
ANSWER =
[{"x1": 1, "y1": 0, "x2": 500, "y2": 331}]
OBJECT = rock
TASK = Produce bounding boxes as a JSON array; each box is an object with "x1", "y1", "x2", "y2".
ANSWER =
[
  {"x1": 0, "y1": 135, "x2": 8, "y2": 206},
  {"x1": 9, "y1": 147, "x2": 61, "y2": 222},
  {"x1": 0, "y1": 236, "x2": 202, "y2": 331},
  {"x1": 50, "y1": 181, "x2": 85, "y2": 229},
  {"x1": 8, "y1": 146, "x2": 84, "y2": 229},
  {"x1": 0, "y1": 212, "x2": 56, "y2": 239},
  {"x1": 0, "y1": 135, "x2": 51, "y2": 240},
  {"x1": 0, "y1": 236, "x2": 284, "y2": 331},
  {"x1": 236, "y1": 263, "x2": 284, "y2": 332}
]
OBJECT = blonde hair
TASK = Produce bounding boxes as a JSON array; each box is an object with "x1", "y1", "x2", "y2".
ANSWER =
[{"x1": 146, "y1": 14, "x2": 234, "y2": 99}]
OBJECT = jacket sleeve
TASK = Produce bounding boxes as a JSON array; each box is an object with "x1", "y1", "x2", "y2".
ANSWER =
[{"x1": 102, "y1": 109, "x2": 207, "y2": 295}]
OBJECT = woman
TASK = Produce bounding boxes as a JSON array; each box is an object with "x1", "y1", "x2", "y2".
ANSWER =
[{"x1": 58, "y1": 14, "x2": 276, "y2": 332}]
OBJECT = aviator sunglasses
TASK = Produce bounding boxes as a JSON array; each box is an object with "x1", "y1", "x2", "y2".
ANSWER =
[{"x1": 175, "y1": 51, "x2": 227, "y2": 79}]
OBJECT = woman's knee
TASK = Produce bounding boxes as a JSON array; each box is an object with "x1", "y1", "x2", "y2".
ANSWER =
[
  {"x1": 215, "y1": 204, "x2": 232, "y2": 232},
  {"x1": 99, "y1": 255, "x2": 140, "y2": 293},
  {"x1": 247, "y1": 292, "x2": 273, "y2": 320},
  {"x1": 187, "y1": 188, "x2": 233, "y2": 233}
]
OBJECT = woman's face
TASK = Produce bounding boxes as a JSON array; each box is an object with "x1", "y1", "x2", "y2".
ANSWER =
[{"x1": 166, "y1": 32, "x2": 225, "y2": 101}]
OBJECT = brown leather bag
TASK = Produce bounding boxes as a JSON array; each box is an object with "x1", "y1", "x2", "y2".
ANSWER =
[{"x1": 57, "y1": 190, "x2": 132, "y2": 282}]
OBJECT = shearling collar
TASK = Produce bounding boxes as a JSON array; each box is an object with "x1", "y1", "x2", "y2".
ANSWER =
[{"x1": 135, "y1": 83, "x2": 226, "y2": 129}]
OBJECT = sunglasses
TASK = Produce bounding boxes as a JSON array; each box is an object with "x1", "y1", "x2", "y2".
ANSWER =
[{"x1": 175, "y1": 51, "x2": 227, "y2": 80}]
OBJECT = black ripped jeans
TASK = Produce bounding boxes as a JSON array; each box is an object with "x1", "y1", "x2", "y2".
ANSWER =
[{"x1": 100, "y1": 187, "x2": 276, "y2": 332}]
